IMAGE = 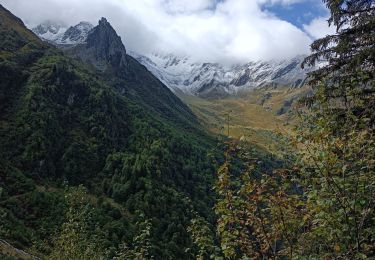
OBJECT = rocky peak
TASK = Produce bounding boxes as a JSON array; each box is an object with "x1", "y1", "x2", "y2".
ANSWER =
[
  {"x1": 85, "y1": 17, "x2": 127, "y2": 70},
  {"x1": 99, "y1": 17, "x2": 109, "y2": 25},
  {"x1": 60, "y1": 21, "x2": 93, "y2": 44}
]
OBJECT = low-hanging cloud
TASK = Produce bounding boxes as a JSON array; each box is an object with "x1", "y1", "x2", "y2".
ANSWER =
[
  {"x1": 303, "y1": 16, "x2": 336, "y2": 39},
  {"x1": 0, "y1": 0, "x2": 331, "y2": 64}
]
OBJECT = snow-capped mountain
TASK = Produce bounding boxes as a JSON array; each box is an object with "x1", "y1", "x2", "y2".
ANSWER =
[
  {"x1": 58, "y1": 21, "x2": 93, "y2": 45},
  {"x1": 32, "y1": 21, "x2": 67, "y2": 42},
  {"x1": 131, "y1": 52, "x2": 312, "y2": 97},
  {"x1": 32, "y1": 20, "x2": 313, "y2": 97},
  {"x1": 32, "y1": 21, "x2": 93, "y2": 45}
]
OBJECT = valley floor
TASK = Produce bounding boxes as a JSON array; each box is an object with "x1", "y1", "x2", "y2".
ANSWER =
[{"x1": 181, "y1": 86, "x2": 310, "y2": 154}]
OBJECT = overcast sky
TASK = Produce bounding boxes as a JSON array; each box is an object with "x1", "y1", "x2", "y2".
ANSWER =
[{"x1": 0, "y1": 0, "x2": 335, "y2": 64}]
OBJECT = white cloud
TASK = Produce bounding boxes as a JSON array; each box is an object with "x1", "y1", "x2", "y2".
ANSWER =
[
  {"x1": 257, "y1": 0, "x2": 306, "y2": 6},
  {"x1": 162, "y1": 0, "x2": 214, "y2": 13},
  {"x1": 303, "y1": 17, "x2": 336, "y2": 39},
  {"x1": 0, "y1": 0, "x2": 325, "y2": 64}
]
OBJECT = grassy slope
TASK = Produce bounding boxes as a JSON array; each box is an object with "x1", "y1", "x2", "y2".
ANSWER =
[{"x1": 181, "y1": 86, "x2": 310, "y2": 154}]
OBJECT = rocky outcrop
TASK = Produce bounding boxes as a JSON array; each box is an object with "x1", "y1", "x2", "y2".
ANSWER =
[{"x1": 82, "y1": 17, "x2": 127, "y2": 71}]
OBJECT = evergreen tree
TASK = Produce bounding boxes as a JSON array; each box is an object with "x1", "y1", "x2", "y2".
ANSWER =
[{"x1": 303, "y1": 0, "x2": 374, "y2": 89}]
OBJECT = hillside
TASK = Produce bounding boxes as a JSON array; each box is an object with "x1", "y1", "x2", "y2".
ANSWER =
[{"x1": 0, "y1": 5, "x2": 218, "y2": 259}]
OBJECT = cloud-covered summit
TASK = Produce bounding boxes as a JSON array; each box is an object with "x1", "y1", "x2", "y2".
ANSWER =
[{"x1": 0, "y1": 0, "x2": 334, "y2": 64}]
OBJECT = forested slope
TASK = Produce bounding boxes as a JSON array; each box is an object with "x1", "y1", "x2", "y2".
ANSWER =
[{"x1": 0, "y1": 5, "x2": 218, "y2": 259}]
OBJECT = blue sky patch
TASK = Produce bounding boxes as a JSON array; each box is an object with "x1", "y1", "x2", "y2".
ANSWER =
[{"x1": 262, "y1": 0, "x2": 329, "y2": 29}]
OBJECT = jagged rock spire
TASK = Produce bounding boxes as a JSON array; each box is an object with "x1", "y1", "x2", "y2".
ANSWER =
[{"x1": 85, "y1": 17, "x2": 127, "y2": 70}]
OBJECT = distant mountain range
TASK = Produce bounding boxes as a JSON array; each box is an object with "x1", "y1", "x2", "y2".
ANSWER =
[
  {"x1": 131, "y1": 52, "x2": 313, "y2": 97},
  {"x1": 32, "y1": 21, "x2": 314, "y2": 97}
]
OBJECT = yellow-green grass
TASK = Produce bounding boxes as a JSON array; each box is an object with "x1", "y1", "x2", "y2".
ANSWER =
[{"x1": 180, "y1": 86, "x2": 310, "y2": 154}]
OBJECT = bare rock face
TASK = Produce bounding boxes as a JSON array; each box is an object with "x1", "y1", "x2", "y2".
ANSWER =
[
  {"x1": 84, "y1": 18, "x2": 127, "y2": 71},
  {"x1": 33, "y1": 18, "x2": 128, "y2": 72}
]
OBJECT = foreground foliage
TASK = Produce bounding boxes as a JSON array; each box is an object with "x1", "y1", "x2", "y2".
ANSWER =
[{"x1": 195, "y1": 0, "x2": 375, "y2": 259}]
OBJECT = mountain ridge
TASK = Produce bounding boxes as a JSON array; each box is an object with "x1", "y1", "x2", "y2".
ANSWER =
[
  {"x1": 132, "y1": 52, "x2": 312, "y2": 97},
  {"x1": 32, "y1": 20, "x2": 314, "y2": 98}
]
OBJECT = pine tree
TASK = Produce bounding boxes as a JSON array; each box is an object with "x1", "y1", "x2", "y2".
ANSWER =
[{"x1": 303, "y1": 0, "x2": 374, "y2": 89}]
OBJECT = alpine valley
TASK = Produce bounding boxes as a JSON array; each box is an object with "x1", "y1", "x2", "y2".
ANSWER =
[
  {"x1": 2, "y1": 1, "x2": 373, "y2": 259},
  {"x1": 0, "y1": 9, "x2": 306, "y2": 259},
  {"x1": 31, "y1": 20, "x2": 311, "y2": 148}
]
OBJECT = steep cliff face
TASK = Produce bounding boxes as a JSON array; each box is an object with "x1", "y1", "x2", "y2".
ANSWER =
[
  {"x1": 67, "y1": 18, "x2": 127, "y2": 72},
  {"x1": 85, "y1": 18, "x2": 127, "y2": 70}
]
